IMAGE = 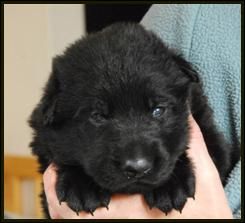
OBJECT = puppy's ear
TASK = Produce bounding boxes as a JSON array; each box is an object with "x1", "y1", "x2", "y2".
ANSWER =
[
  {"x1": 173, "y1": 54, "x2": 199, "y2": 83},
  {"x1": 42, "y1": 58, "x2": 64, "y2": 126},
  {"x1": 30, "y1": 58, "x2": 63, "y2": 127}
]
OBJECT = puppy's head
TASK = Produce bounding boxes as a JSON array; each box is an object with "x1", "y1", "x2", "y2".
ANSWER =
[{"x1": 30, "y1": 23, "x2": 199, "y2": 192}]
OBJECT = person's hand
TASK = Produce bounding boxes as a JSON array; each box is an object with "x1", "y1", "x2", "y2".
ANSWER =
[{"x1": 43, "y1": 115, "x2": 233, "y2": 219}]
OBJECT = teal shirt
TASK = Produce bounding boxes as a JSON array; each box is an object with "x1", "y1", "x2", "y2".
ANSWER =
[{"x1": 141, "y1": 4, "x2": 241, "y2": 218}]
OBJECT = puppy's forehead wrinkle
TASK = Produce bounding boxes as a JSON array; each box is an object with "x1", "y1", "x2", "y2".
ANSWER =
[
  {"x1": 91, "y1": 71, "x2": 182, "y2": 112},
  {"x1": 113, "y1": 118, "x2": 161, "y2": 142},
  {"x1": 97, "y1": 86, "x2": 150, "y2": 113}
]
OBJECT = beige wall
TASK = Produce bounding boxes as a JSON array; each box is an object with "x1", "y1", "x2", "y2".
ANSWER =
[{"x1": 4, "y1": 4, "x2": 86, "y2": 156}]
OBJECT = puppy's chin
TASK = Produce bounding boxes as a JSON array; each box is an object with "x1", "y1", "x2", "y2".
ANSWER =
[
  {"x1": 111, "y1": 174, "x2": 170, "y2": 193},
  {"x1": 118, "y1": 178, "x2": 168, "y2": 193},
  {"x1": 94, "y1": 164, "x2": 174, "y2": 194},
  {"x1": 119, "y1": 182, "x2": 156, "y2": 193}
]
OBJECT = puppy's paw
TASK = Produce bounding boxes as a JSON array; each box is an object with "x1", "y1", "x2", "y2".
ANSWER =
[
  {"x1": 144, "y1": 155, "x2": 195, "y2": 214},
  {"x1": 144, "y1": 177, "x2": 195, "y2": 215},
  {"x1": 56, "y1": 167, "x2": 111, "y2": 215}
]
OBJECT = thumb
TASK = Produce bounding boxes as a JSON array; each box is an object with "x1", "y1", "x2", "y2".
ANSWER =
[
  {"x1": 187, "y1": 115, "x2": 219, "y2": 178},
  {"x1": 185, "y1": 115, "x2": 232, "y2": 218}
]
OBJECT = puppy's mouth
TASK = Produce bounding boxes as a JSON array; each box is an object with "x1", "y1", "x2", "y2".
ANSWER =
[
  {"x1": 117, "y1": 178, "x2": 165, "y2": 193},
  {"x1": 115, "y1": 169, "x2": 171, "y2": 193}
]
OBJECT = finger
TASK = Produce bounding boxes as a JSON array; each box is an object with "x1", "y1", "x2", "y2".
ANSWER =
[
  {"x1": 43, "y1": 164, "x2": 81, "y2": 219},
  {"x1": 187, "y1": 114, "x2": 208, "y2": 153},
  {"x1": 186, "y1": 115, "x2": 220, "y2": 183},
  {"x1": 183, "y1": 116, "x2": 233, "y2": 218},
  {"x1": 187, "y1": 115, "x2": 216, "y2": 166},
  {"x1": 43, "y1": 164, "x2": 58, "y2": 207},
  {"x1": 186, "y1": 115, "x2": 225, "y2": 197},
  {"x1": 43, "y1": 164, "x2": 62, "y2": 218}
]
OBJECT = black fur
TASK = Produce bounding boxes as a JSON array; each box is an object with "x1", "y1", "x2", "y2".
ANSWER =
[{"x1": 29, "y1": 23, "x2": 239, "y2": 218}]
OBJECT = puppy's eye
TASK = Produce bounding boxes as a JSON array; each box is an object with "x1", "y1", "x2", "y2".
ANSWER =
[
  {"x1": 90, "y1": 111, "x2": 107, "y2": 124},
  {"x1": 152, "y1": 107, "x2": 165, "y2": 118}
]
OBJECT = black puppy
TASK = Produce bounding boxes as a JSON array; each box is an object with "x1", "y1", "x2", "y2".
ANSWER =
[{"x1": 29, "y1": 23, "x2": 239, "y2": 218}]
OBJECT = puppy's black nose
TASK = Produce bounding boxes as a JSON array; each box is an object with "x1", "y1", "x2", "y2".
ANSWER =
[{"x1": 123, "y1": 158, "x2": 152, "y2": 178}]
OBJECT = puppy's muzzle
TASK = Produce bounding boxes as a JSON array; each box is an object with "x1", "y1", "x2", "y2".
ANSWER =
[{"x1": 122, "y1": 158, "x2": 152, "y2": 179}]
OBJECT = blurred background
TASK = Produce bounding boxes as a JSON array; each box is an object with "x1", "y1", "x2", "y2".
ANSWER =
[{"x1": 4, "y1": 4, "x2": 151, "y2": 218}]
